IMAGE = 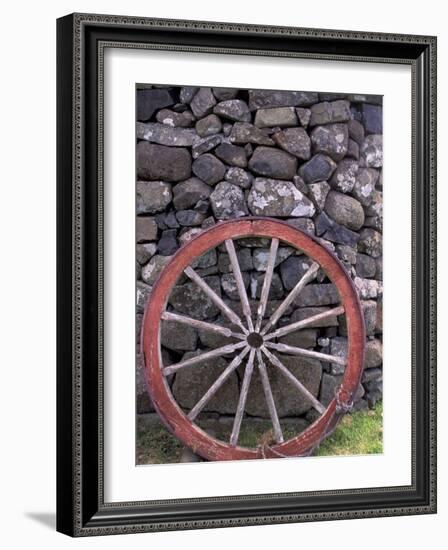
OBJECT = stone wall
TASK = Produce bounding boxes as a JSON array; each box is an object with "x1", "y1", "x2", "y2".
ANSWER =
[{"x1": 136, "y1": 85, "x2": 383, "y2": 428}]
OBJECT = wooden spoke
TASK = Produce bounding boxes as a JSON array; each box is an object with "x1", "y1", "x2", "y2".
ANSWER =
[
  {"x1": 184, "y1": 265, "x2": 248, "y2": 334},
  {"x1": 225, "y1": 239, "x2": 254, "y2": 332},
  {"x1": 188, "y1": 347, "x2": 251, "y2": 421},
  {"x1": 261, "y1": 262, "x2": 319, "y2": 335},
  {"x1": 230, "y1": 349, "x2": 256, "y2": 446},
  {"x1": 256, "y1": 350, "x2": 284, "y2": 444},
  {"x1": 265, "y1": 341, "x2": 346, "y2": 367},
  {"x1": 255, "y1": 238, "x2": 279, "y2": 332},
  {"x1": 261, "y1": 346, "x2": 326, "y2": 414},
  {"x1": 161, "y1": 311, "x2": 245, "y2": 340},
  {"x1": 164, "y1": 341, "x2": 246, "y2": 375},
  {"x1": 264, "y1": 305, "x2": 345, "y2": 341}
]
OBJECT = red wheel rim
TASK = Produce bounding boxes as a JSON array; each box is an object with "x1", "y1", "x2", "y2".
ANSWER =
[{"x1": 142, "y1": 217, "x2": 365, "y2": 461}]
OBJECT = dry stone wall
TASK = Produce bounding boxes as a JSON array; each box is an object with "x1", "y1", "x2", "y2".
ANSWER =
[{"x1": 136, "y1": 85, "x2": 383, "y2": 427}]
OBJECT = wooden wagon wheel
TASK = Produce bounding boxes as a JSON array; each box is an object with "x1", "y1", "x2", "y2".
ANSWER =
[{"x1": 142, "y1": 217, "x2": 365, "y2": 461}]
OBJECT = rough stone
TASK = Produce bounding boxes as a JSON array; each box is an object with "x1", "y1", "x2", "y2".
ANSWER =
[
  {"x1": 156, "y1": 108, "x2": 195, "y2": 127},
  {"x1": 352, "y1": 168, "x2": 378, "y2": 206},
  {"x1": 347, "y1": 139, "x2": 360, "y2": 160},
  {"x1": 136, "y1": 216, "x2": 158, "y2": 242},
  {"x1": 286, "y1": 217, "x2": 315, "y2": 236},
  {"x1": 136, "y1": 281, "x2": 152, "y2": 313},
  {"x1": 179, "y1": 86, "x2": 198, "y2": 104},
  {"x1": 291, "y1": 306, "x2": 339, "y2": 327},
  {"x1": 218, "y1": 248, "x2": 253, "y2": 273},
  {"x1": 338, "y1": 300, "x2": 377, "y2": 337},
  {"x1": 272, "y1": 127, "x2": 311, "y2": 160},
  {"x1": 136, "y1": 354, "x2": 153, "y2": 413},
  {"x1": 365, "y1": 339, "x2": 383, "y2": 369},
  {"x1": 310, "y1": 123, "x2": 349, "y2": 161},
  {"x1": 191, "y1": 248, "x2": 217, "y2": 270},
  {"x1": 212, "y1": 88, "x2": 239, "y2": 101},
  {"x1": 136, "y1": 243, "x2": 157, "y2": 265},
  {"x1": 356, "y1": 253, "x2": 377, "y2": 278},
  {"x1": 254, "y1": 107, "x2": 298, "y2": 128},
  {"x1": 348, "y1": 119, "x2": 365, "y2": 145},
  {"x1": 210, "y1": 182, "x2": 249, "y2": 220},
  {"x1": 248, "y1": 146, "x2": 297, "y2": 179},
  {"x1": 197, "y1": 317, "x2": 239, "y2": 348},
  {"x1": 365, "y1": 189, "x2": 383, "y2": 219},
  {"x1": 172, "y1": 177, "x2": 211, "y2": 210},
  {"x1": 158, "y1": 229, "x2": 178, "y2": 256},
  {"x1": 254, "y1": 272, "x2": 284, "y2": 300},
  {"x1": 141, "y1": 254, "x2": 172, "y2": 284},
  {"x1": 329, "y1": 159, "x2": 359, "y2": 193},
  {"x1": 221, "y1": 271, "x2": 250, "y2": 300},
  {"x1": 229, "y1": 122, "x2": 275, "y2": 146},
  {"x1": 213, "y1": 99, "x2": 251, "y2": 122},
  {"x1": 248, "y1": 89, "x2": 319, "y2": 110},
  {"x1": 279, "y1": 256, "x2": 314, "y2": 290},
  {"x1": 319, "y1": 373, "x2": 340, "y2": 406},
  {"x1": 295, "y1": 107, "x2": 311, "y2": 128},
  {"x1": 330, "y1": 337, "x2": 349, "y2": 374},
  {"x1": 169, "y1": 276, "x2": 221, "y2": 320},
  {"x1": 315, "y1": 212, "x2": 360, "y2": 247},
  {"x1": 248, "y1": 178, "x2": 315, "y2": 217},
  {"x1": 191, "y1": 134, "x2": 223, "y2": 158},
  {"x1": 137, "y1": 88, "x2": 177, "y2": 121},
  {"x1": 358, "y1": 228, "x2": 382, "y2": 257},
  {"x1": 136, "y1": 181, "x2": 172, "y2": 214},
  {"x1": 161, "y1": 319, "x2": 197, "y2": 351},
  {"x1": 137, "y1": 122, "x2": 200, "y2": 146},
  {"x1": 195, "y1": 114, "x2": 222, "y2": 137},
  {"x1": 224, "y1": 167, "x2": 253, "y2": 189},
  {"x1": 253, "y1": 246, "x2": 294, "y2": 271},
  {"x1": 155, "y1": 211, "x2": 179, "y2": 230},
  {"x1": 215, "y1": 143, "x2": 247, "y2": 167},
  {"x1": 335, "y1": 244, "x2": 357, "y2": 264},
  {"x1": 325, "y1": 191, "x2": 365, "y2": 230},
  {"x1": 176, "y1": 209, "x2": 206, "y2": 226},
  {"x1": 309, "y1": 100, "x2": 351, "y2": 126},
  {"x1": 294, "y1": 284, "x2": 339, "y2": 307},
  {"x1": 278, "y1": 329, "x2": 318, "y2": 349},
  {"x1": 308, "y1": 181, "x2": 331, "y2": 211},
  {"x1": 361, "y1": 134, "x2": 383, "y2": 167},
  {"x1": 299, "y1": 154, "x2": 337, "y2": 184},
  {"x1": 192, "y1": 154, "x2": 226, "y2": 185},
  {"x1": 361, "y1": 104, "x2": 383, "y2": 134},
  {"x1": 137, "y1": 142, "x2": 191, "y2": 182},
  {"x1": 354, "y1": 277, "x2": 382, "y2": 299},
  {"x1": 190, "y1": 87, "x2": 217, "y2": 118}
]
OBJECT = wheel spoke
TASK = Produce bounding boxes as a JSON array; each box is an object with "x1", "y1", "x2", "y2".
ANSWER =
[
  {"x1": 265, "y1": 341, "x2": 346, "y2": 367},
  {"x1": 162, "y1": 311, "x2": 245, "y2": 339},
  {"x1": 188, "y1": 347, "x2": 251, "y2": 421},
  {"x1": 264, "y1": 305, "x2": 345, "y2": 341},
  {"x1": 261, "y1": 346, "x2": 325, "y2": 414},
  {"x1": 184, "y1": 266, "x2": 248, "y2": 334},
  {"x1": 225, "y1": 239, "x2": 254, "y2": 332},
  {"x1": 230, "y1": 349, "x2": 256, "y2": 446},
  {"x1": 255, "y1": 238, "x2": 279, "y2": 332},
  {"x1": 256, "y1": 350, "x2": 284, "y2": 444},
  {"x1": 261, "y1": 262, "x2": 319, "y2": 335},
  {"x1": 163, "y1": 341, "x2": 246, "y2": 375}
]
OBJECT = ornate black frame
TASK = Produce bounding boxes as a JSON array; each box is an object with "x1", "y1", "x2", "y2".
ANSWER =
[{"x1": 56, "y1": 13, "x2": 437, "y2": 536}]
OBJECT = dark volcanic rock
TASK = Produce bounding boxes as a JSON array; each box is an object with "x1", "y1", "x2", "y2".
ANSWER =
[
  {"x1": 325, "y1": 191, "x2": 365, "y2": 230},
  {"x1": 280, "y1": 256, "x2": 316, "y2": 290},
  {"x1": 195, "y1": 114, "x2": 222, "y2": 137},
  {"x1": 296, "y1": 107, "x2": 311, "y2": 128},
  {"x1": 272, "y1": 127, "x2": 311, "y2": 160},
  {"x1": 310, "y1": 123, "x2": 349, "y2": 161},
  {"x1": 169, "y1": 276, "x2": 221, "y2": 319},
  {"x1": 308, "y1": 181, "x2": 330, "y2": 211},
  {"x1": 136, "y1": 216, "x2": 157, "y2": 242},
  {"x1": 299, "y1": 154, "x2": 337, "y2": 184},
  {"x1": 294, "y1": 284, "x2": 340, "y2": 307},
  {"x1": 358, "y1": 228, "x2": 382, "y2": 257},
  {"x1": 161, "y1": 319, "x2": 197, "y2": 351},
  {"x1": 156, "y1": 108, "x2": 195, "y2": 127},
  {"x1": 172, "y1": 177, "x2": 211, "y2": 210},
  {"x1": 254, "y1": 107, "x2": 298, "y2": 127},
  {"x1": 192, "y1": 154, "x2": 226, "y2": 185},
  {"x1": 361, "y1": 135, "x2": 383, "y2": 168},
  {"x1": 356, "y1": 253, "x2": 377, "y2": 278},
  {"x1": 361, "y1": 104, "x2": 383, "y2": 134},
  {"x1": 176, "y1": 209, "x2": 206, "y2": 226},
  {"x1": 248, "y1": 89, "x2": 319, "y2": 110},
  {"x1": 309, "y1": 100, "x2": 351, "y2": 126},
  {"x1": 229, "y1": 122, "x2": 275, "y2": 145},
  {"x1": 210, "y1": 182, "x2": 249, "y2": 220},
  {"x1": 215, "y1": 143, "x2": 247, "y2": 167},
  {"x1": 224, "y1": 167, "x2": 253, "y2": 188},
  {"x1": 329, "y1": 159, "x2": 359, "y2": 193},
  {"x1": 248, "y1": 146, "x2": 298, "y2": 180},
  {"x1": 137, "y1": 122, "x2": 200, "y2": 146},
  {"x1": 158, "y1": 229, "x2": 178, "y2": 256},
  {"x1": 137, "y1": 142, "x2": 191, "y2": 182},
  {"x1": 213, "y1": 99, "x2": 251, "y2": 122},
  {"x1": 141, "y1": 254, "x2": 172, "y2": 284},
  {"x1": 248, "y1": 178, "x2": 315, "y2": 217},
  {"x1": 179, "y1": 86, "x2": 198, "y2": 104},
  {"x1": 136, "y1": 181, "x2": 172, "y2": 214},
  {"x1": 212, "y1": 88, "x2": 239, "y2": 101},
  {"x1": 190, "y1": 87, "x2": 217, "y2": 118},
  {"x1": 137, "y1": 88, "x2": 177, "y2": 121}
]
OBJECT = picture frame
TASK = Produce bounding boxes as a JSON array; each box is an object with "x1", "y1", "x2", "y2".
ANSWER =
[{"x1": 56, "y1": 12, "x2": 437, "y2": 536}]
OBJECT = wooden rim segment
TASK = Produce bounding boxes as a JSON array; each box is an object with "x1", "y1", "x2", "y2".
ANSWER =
[{"x1": 142, "y1": 217, "x2": 365, "y2": 461}]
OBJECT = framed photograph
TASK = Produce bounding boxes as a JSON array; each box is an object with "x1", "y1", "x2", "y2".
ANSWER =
[{"x1": 56, "y1": 13, "x2": 437, "y2": 536}]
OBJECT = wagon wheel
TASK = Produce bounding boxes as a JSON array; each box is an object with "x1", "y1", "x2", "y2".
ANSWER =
[{"x1": 142, "y1": 217, "x2": 365, "y2": 461}]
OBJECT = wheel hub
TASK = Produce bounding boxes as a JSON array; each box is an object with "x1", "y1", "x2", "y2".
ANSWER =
[{"x1": 247, "y1": 332, "x2": 264, "y2": 348}]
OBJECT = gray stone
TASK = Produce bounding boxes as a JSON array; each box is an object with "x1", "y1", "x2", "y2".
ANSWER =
[
  {"x1": 179, "y1": 86, "x2": 198, "y2": 104},
  {"x1": 192, "y1": 154, "x2": 226, "y2": 185},
  {"x1": 178, "y1": 227, "x2": 203, "y2": 245},
  {"x1": 309, "y1": 100, "x2": 351, "y2": 126},
  {"x1": 191, "y1": 248, "x2": 217, "y2": 270},
  {"x1": 338, "y1": 300, "x2": 377, "y2": 337},
  {"x1": 221, "y1": 271, "x2": 250, "y2": 300},
  {"x1": 347, "y1": 139, "x2": 360, "y2": 160},
  {"x1": 325, "y1": 191, "x2": 365, "y2": 230},
  {"x1": 335, "y1": 244, "x2": 357, "y2": 264},
  {"x1": 194, "y1": 199, "x2": 210, "y2": 214},
  {"x1": 347, "y1": 93, "x2": 382, "y2": 105},
  {"x1": 354, "y1": 277, "x2": 382, "y2": 299},
  {"x1": 210, "y1": 182, "x2": 249, "y2": 220},
  {"x1": 161, "y1": 319, "x2": 197, "y2": 351},
  {"x1": 215, "y1": 143, "x2": 247, "y2": 167},
  {"x1": 136, "y1": 216, "x2": 158, "y2": 242},
  {"x1": 172, "y1": 177, "x2": 211, "y2": 210},
  {"x1": 375, "y1": 257, "x2": 383, "y2": 281},
  {"x1": 365, "y1": 188, "x2": 383, "y2": 219},
  {"x1": 136, "y1": 243, "x2": 157, "y2": 265},
  {"x1": 172, "y1": 354, "x2": 239, "y2": 414},
  {"x1": 352, "y1": 168, "x2": 379, "y2": 206},
  {"x1": 156, "y1": 108, "x2": 195, "y2": 127},
  {"x1": 293, "y1": 174, "x2": 308, "y2": 195},
  {"x1": 136, "y1": 354, "x2": 153, "y2": 413},
  {"x1": 190, "y1": 87, "x2": 217, "y2": 118},
  {"x1": 158, "y1": 229, "x2": 178, "y2": 256},
  {"x1": 329, "y1": 159, "x2": 359, "y2": 193},
  {"x1": 308, "y1": 181, "x2": 331, "y2": 211},
  {"x1": 176, "y1": 209, "x2": 206, "y2": 226},
  {"x1": 224, "y1": 166, "x2": 253, "y2": 189},
  {"x1": 286, "y1": 217, "x2": 315, "y2": 236},
  {"x1": 136, "y1": 281, "x2": 152, "y2": 313},
  {"x1": 364, "y1": 216, "x2": 383, "y2": 232},
  {"x1": 358, "y1": 228, "x2": 382, "y2": 257},
  {"x1": 365, "y1": 339, "x2": 383, "y2": 369},
  {"x1": 155, "y1": 211, "x2": 179, "y2": 230},
  {"x1": 291, "y1": 306, "x2": 339, "y2": 327},
  {"x1": 278, "y1": 328, "x2": 318, "y2": 349},
  {"x1": 213, "y1": 99, "x2": 251, "y2": 122},
  {"x1": 362, "y1": 367, "x2": 382, "y2": 384},
  {"x1": 141, "y1": 254, "x2": 172, "y2": 284},
  {"x1": 315, "y1": 212, "x2": 360, "y2": 247},
  {"x1": 319, "y1": 373, "x2": 341, "y2": 406},
  {"x1": 248, "y1": 89, "x2": 319, "y2": 110},
  {"x1": 279, "y1": 256, "x2": 315, "y2": 290},
  {"x1": 137, "y1": 142, "x2": 191, "y2": 182},
  {"x1": 254, "y1": 107, "x2": 298, "y2": 127},
  {"x1": 195, "y1": 114, "x2": 222, "y2": 137},
  {"x1": 254, "y1": 272, "x2": 284, "y2": 300},
  {"x1": 348, "y1": 119, "x2": 365, "y2": 145},
  {"x1": 248, "y1": 178, "x2": 315, "y2": 217},
  {"x1": 212, "y1": 88, "x2": 239, "y2": 101},
  {"x1": 136, "y1": 181, "x2": 172, "y2": 214},
  {"x1": 137, "y1": 122, "x2": 200, "y2": 146},
  {"x1": 296, "y1": 107, "x2": 311, "y2": 128},
  {"x1": 198, "y1": 317, "x2": 239, "y2": 348},
  {"x1": 310, "y1": 123, "x2": 349, "y2": 161},
  {"x1": 253, "y1": 246, "x2": 294, "y2": 271},
  {"x1": 299, "y1": 154, "x2": 337, "y2": 184},
  {"x1": 361, "y1": 135, "x2": 383, "y2": 168},
  {"x1": 245, "y1": 356, "x2": 322, "y2": 417},
  {"x1": 169, "y1": 276, "x2": 221, "y2": 320},
  {"x1": 137, "y1": 88, "x2": 177, "y2": 121},
  {"x1": 272, "y1": 127, "x2": 311, "y2": 160},
  {"x1": 330, "y1": 337, "x2": 348, "y2": 374},
  {"x1": 356, "y1": 253, "x2": 377, "y2": 278},
  {"x1": 294, "y1": 284, "x2": 339, "y2": 307},
  {"x1": 229, "y1": 122, "x2": 274, "y2": 145},
  {"x1": 361, "y1": 104, "x2": 383, "y2": 134},
  {"x1": 218, "y1": 248, "x2": 253, "y2": 273},
  {"x1": 248, "y1": 146, "x2": 297, "y2": 179},
  {"x1": 191, "y1": 134, "x2": 223, "y2": 159}
]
